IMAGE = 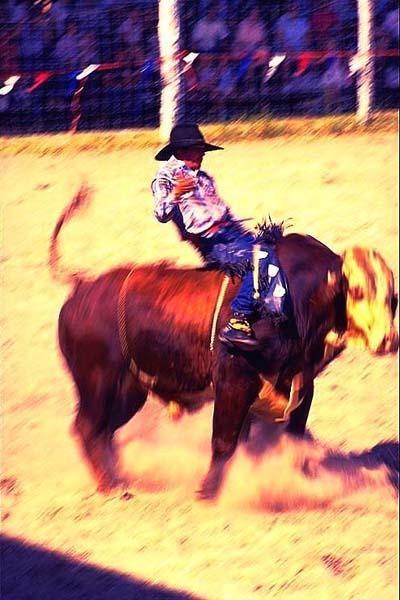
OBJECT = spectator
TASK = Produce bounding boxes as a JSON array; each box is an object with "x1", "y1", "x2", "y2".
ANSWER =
[
  {"x1": 273, "y1": 3, "x2": 310, "y2": 90},
  {"x1": 117, "y1": 8, "x2": 144, "y2": 51},
  {"x1": 382, "y1": 58, "x2": 399, "y2": 94},
  {"x1": 310, "y1": 0, "x2": 339, "y2": 50},
  {"x1": 117, "y1": 42, "x2": 145, "y2": 71},
  {"x1": 19, "y1": 10, "x2": 51, "y2": 71},
  {"x1": 282, "y1": 61, "x2": 322, "y2": 114},
  {"x1": 0, "y1": 4, "x2": 8, "y2": 24},
  {"x1": 111, "y1": 65, "x2": 136, "y2": 127},
  {"x1": 212, "y1": 0, "x2": 243, "y2": 24},
  {"x1": 187, "y1": 55, "x2": 218, "y2": 120},
  {"x1": 274, "y1": 3, "x2": 310, "y2": 52},
  {"x1": 0, "y1": 90, "x2": 10, "y2": 118},
  {"x1": 320, "y1": 39, "x2": 351, "y2": 113},
  {"x1": 8, "y1": 0, "x2": 30, "y2": 26},
  {"x1": 38, "y1": 0, "x2": 58, "y2": 64},
  {"x1": 99, "y1": 0, "x2": 118, "y2": 8},
  {"x1": 53, "y1": 20, "x2": 81, "y2": 69},
  {"x1": 334, "y1": 0, "x2": 356, "y2": 24},
  {"x1": 196, "y1": 55, "x2": 219, "y2": 93},
  {"x1": 9, "y1": 74, "x2": 46, "y2": 132},
  {"x1": 374, "y1": 12, "x2": 399, "y2": 108},
  {"x1": 52, "y1": 0, "x2": 70, "y2": 38},
  {"x1": 375, "y1": 0, "x2": 392, "y2": 21},
  {"x1": 381, "y1": 4, "x2": 399, "y2": 47},
  {"x1": 232, "y1": 7, "x2": 268, "y2": 56},
  {"x1": 191, "y1": 6, "x2": 229, "y2": 52},
  {"x1": 238, "y1": 66, "x2": 260, "y2": 107},
  {"x1": 142, "y1": 6, "x2": 159, "y2": 56},
  {"x1": 374, "y1": 20, "x2": 392, "y2": 51},
  {"x1": 213, "y1": 55, "x2": 238, "y2": 120},
  {"x1": 231, "y1": 7, "x2": 269, "y2": 83},
  {"x1": 0, "y1": 26, "x2": 20, "y2": 73},
  {"x1": 329, "y1": 0, "x2": 356, "y2": 49},
  {"x1": 74, "y1": 0, "x2": 101, "y2": 35},
  {"x1": 79, "y1": 31, "x2": 101, "y2": 67}
]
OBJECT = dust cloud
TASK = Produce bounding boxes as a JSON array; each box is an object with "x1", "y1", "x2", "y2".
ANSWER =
[{"x1": 120, "y1": 399, "x2": 394, "y2": 510}]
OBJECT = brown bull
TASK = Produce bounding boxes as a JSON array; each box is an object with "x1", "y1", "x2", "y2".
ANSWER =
[{"x1": 50, "y1": 185, "x2": 398, "y2": 498}]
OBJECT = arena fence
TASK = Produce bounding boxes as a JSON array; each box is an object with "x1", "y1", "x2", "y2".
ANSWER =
[{"x1": 0, "y1": 3, "x2": 398, "y2": 134}]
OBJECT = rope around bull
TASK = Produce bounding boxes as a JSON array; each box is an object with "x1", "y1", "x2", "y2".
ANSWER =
[
  {"x1": 117, "y1": 267, "x2": 157, "y2": 390},
  {"x1": 118, "y1": 267, "x2": 231, "y2": 368}
]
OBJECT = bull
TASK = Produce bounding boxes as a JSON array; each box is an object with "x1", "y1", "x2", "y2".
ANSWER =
[{"x1": 51, "y1": 185, "x2": 398, "y2": 498}]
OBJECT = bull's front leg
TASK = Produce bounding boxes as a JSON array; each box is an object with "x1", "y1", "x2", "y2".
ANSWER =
[
  {"x1": 285, "y1": 370, "x2": 314, "y2": 438},
  {"x1": 198, "y1": 357, "x2": 260, "y2": 500}
]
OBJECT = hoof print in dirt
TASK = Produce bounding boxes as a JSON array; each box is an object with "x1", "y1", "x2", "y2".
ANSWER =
[
  {"x1": 120, "y1": 491, "x2": 134, "y2": 501},
  {"x1": 321, "y1": 554, "x2": 355, "y2": 577},
  {"x1": 0, "y1": 476, "x2": 21, "y2": 497}
]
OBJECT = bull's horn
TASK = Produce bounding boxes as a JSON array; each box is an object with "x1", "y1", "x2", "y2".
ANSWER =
[
  {"x1": 325, "y1": 330, "x2": 347, "y2": 347},
  {"x1": 327, "y1": 270, "x2": 337, "y2": 287},
  {"x1": 167, "y1": 401, "x2": 184, "y2": 421}
]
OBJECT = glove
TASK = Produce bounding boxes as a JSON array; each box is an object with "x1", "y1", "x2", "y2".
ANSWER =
[{"x1": 173, "y1": 175, "x2": 196, "y2": 202}]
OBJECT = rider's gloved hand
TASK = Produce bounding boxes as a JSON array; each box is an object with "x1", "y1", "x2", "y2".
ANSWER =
[{"x1": 173, "y1": 176, "x2": 196, "y2": 202}]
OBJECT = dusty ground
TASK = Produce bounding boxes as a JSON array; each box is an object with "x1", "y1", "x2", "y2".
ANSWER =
[{"x1": 1, "y1": 132, "x2": 399, "y2": 600}]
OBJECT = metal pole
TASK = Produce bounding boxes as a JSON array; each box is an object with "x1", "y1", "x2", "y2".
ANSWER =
[
  {"x1": 357, "y1": 0, "x2": 374, "y2": 124},
  {"x1": 158, "y1": 0, "x2": 183, "y2": 141}
]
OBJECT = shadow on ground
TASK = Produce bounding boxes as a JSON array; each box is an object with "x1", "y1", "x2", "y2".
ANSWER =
[
  {"x1": 241, "y1": 416, "x2": 399, "y2": 487},
  {"x1": 322, "y1": 440, "x2": 400, "y2": 490},
  {"x1": 1, "y1": 535, "x2": 202, "y2": 600}
]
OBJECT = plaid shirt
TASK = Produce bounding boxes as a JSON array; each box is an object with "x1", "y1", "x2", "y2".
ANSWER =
[{"x1": 151, "y1": 156, "x2": 230, "y2": 237}]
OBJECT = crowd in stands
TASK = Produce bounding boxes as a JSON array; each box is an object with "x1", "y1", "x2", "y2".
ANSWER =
[{"x1": 0, "y1": 0, "x2": 398, "y2": 132}]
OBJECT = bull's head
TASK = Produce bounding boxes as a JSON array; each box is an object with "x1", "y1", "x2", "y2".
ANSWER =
[{"x1": 339, "y1": 246, "x2": 398, "y2": 354}]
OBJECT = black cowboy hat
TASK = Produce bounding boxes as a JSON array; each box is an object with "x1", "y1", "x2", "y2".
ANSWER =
[{"x1": 155, "y1": 123, "x2": 223, "y2": 161}]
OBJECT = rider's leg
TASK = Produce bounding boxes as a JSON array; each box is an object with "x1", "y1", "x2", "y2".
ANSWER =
[
  {"x1": 204, "y1": 229, "x2": 260, "y2": 348},
  {"x1": 219, "y1": 269, "x2": 260, "y2": 348}
]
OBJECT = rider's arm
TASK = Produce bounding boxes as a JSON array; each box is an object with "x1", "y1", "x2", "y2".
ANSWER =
[
  {"x1": 152, "y1": 172, "x2": 196, "y2": 223},
  {"x1": 151, "y1": 175, "x2": 177, "y2": 223}
]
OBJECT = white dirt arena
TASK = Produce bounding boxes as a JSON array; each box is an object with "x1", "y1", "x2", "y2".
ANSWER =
[{"x1": 1, "y1": 131, "x2": 398, "y2": 599}]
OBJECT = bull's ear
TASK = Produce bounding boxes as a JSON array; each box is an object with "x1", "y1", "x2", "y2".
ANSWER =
[{"x1": 392, "y1": 293, "x2": 398, "y2": 317}]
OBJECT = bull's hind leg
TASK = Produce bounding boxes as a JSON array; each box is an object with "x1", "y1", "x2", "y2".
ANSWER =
[
  {"x1": 73, "y1": 366, "x2": 147, "y2": 493},
  {"x1": 198, "y1": 356, "x2": 261, "y2": 500}
]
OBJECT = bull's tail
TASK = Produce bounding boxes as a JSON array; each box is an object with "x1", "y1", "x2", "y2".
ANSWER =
[{"x1": 49, "y1": 181, "x2": 93, "y2": 285}]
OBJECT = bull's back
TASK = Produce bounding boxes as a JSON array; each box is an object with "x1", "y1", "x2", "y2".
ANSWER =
[
  {"x1": 58, "y1": 264, "x2": 229, "y2": 393},
  {"x1": 277, "y1": 233, "x2": 341, "y2": 276}
]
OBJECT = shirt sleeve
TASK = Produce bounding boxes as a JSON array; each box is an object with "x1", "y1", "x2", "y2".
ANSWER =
[
  {"x1": 204, "y1": 173, "x2": 224, "y2": 204},
  {"x1": 151, "y1": 174, "x2": 176, "y2": 223}
]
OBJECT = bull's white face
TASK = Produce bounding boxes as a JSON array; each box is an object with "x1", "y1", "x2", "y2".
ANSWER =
[{"x1": 342, "y1": 247, "x2": 398, "y2": 354}]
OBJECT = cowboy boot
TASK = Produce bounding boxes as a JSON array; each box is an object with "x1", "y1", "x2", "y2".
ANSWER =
[{"x1": 218, "y1": 313, "x2": 259, "y2": 350}]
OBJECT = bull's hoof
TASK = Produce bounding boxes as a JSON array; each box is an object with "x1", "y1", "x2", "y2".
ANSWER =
[
  {"x1": 196, "y1": 471, "x2": 223, "y2": 501},
  {"x1": 97, "y1": 474, "x2": 132, "y2": 495},
  {"x1": 195, "y1": 485, "x2": 218, "y2": 502},
  {"x1": 301, "y1": 457, "x2": 319, "y2": 479}
]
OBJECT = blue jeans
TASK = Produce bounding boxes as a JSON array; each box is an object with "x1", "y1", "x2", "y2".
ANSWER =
[{"x1": 204, "y1": 224, "x2": 259, "y2": 317}]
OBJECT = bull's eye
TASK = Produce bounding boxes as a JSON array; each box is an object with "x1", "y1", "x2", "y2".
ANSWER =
[{"x1": 349, "y1": 286, "x2": 365, "y2": 301}]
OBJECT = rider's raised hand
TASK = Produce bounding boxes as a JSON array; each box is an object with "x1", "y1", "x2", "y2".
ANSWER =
[{"x1": 173, "y1": 176, "x2": 196, "y2": 202}]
